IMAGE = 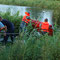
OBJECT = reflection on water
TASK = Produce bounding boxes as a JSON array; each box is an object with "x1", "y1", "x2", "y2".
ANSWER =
[
  {"x1": 0, "y1": 4, "x2": 53, "y2": 25},
  {"x1": 41, "y1": 10, "x2": 53, "y2": 25},
  {"x1": 0, "y1": 4, "x2": 30, "y2": 16},
  {"x1": 26, "y1": 8, "x2": 53, "y2": 25}
]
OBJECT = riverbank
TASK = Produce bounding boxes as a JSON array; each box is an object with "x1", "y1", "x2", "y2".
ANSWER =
[
  {"x1": 0, "y1": 0, "x2": 60, "y2": 9},
  {"x1": 0, "y1": 0, "x2": 60, "y2": 25}
]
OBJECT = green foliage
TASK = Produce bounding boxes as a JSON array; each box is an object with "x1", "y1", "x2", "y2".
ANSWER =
[
  {"x1": 0, "y1": 11, "x2": 23, "y2": 33},
  {"x1": 26, "y1": 22, "x2": 33, "y2": 33},
  {"x1": 0, "y1": 30, "x2": 60, "y2": 60},
  {"x1": 0, "y1": 1, "x2": 60, "y2": 59}
]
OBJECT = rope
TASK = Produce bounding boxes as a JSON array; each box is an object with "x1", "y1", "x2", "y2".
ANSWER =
[{"x1": 0, "y1": 33, "x2": 19, "y2": 34}]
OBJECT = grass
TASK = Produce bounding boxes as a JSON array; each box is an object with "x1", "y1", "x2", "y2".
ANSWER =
[
  {"x1": 0, "y1": 14, "x2": 60, "y2": 60},
  {"x1": 0, "y1": 0, "x2": 60, "y2": 10},
  {"x1": 0, "y1": 0, "x2": 60, "y2": 7},
  {"x1": 0, "y1": 3, "x2": 60, "y2": 59},
  {"x1": 0, "y1": 29, "x2": 60, "y2": 60}
]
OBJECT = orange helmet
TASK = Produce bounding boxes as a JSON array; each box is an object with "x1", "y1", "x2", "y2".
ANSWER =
[{"x1": 25, "y1": 12, "x2": 30, "y2": 16}]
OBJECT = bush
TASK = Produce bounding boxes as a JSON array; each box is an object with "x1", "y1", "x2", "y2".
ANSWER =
[
  {"x1": 0, "y1": 30, "x2": 60, "y2": 60},
  {"x1": 0, "y1": 11, "x2": 23, "y2": 33}
]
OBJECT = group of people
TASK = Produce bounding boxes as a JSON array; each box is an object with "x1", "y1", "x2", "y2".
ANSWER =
[
  {"x1": 20, "y1": 12, "x2": 53, "y2": 36},
  {"x1": 0, "y1": 17, "x2": 15, "y2": 45},
  {"x1": 0, "y1": 11, "x2": 53, "y2": 45}
]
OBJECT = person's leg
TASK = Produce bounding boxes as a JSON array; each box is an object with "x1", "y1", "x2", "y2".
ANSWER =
[
  {"x1": 10, "y1": 29, "x2": 15, "y2": 44},
  {"x1": 10, "y1": 35, "x2": 14, "y2": 44},
  {"x1": 3, "y1": 33, "x2": 9, "y2": 45},
  {"x1": 41, "y1": 31, "x2": 44, "y2": 35},
  {"x1": 41, "y1": 31, "x2": 47, "y2": 35},
  {"x1": 20, "y1": 21, "x2": 24, "y2": 32},
  {"x1": 20, "y1": 21, "x2": 26, "y2": 32}
]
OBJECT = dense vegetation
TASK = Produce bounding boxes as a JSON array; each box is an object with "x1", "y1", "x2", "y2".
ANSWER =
[
  {"x1": 0, "y1": 11, "x2": 60, "y2": 60},
  {"x1": 0, "y1": 0, "x2": 60, "y2": 7},
  {"x1": 0, "y1": 11, "x2": 23, "y2": 33},
  {"x1": 0, "y1": 29, "x2": 60, "y2": 60},
  {"x1": 0, "y1": 0, "x2": 60, "y2": 60}
]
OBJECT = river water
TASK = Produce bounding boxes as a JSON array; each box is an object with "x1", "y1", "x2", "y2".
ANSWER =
[{"x1": 0, "y1": 4, "x2": 53, "y2": 25}]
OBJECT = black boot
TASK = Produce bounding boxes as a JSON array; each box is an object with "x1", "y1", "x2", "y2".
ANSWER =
[
  {"x1": 11, "y1": 36, "x2": 14, "y2": 44},
  {"x1": 2, "y1": 36, "x2": 8, "y2": 45}
]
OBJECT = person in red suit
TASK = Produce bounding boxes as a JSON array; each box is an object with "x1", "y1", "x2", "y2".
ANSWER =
[{"x1": 48, "y1": 25, "x2": 53, "y2": 36}]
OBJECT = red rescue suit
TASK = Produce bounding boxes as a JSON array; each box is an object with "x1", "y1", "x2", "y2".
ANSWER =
[
  {"x1": 41, "y1": 22, "x2": 49, "y2": 32},
  {"x1": 48, "y1": 25, "x2": 53, "y2": 36},
  {"x1": 22, "y1": 12, "x2": 30, "y2": 24}
]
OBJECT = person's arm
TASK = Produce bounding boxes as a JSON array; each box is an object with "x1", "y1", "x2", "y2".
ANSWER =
[
  {"x1": 0, "y1": 26, "x2": 7, "y2": 31},
  {"x1": 0, "y1": 26, "x2": 7, "y2": 36},
  {"x1": 0, "y1": 22, "x2": 7, "y2": 36}
]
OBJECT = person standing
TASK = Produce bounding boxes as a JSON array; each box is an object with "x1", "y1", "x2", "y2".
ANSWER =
[
  {"x1": 0, "y1": 17, "x2": 15, "y2": 44},
  {"x1": 20, "y1": 12, "x2": 31, "y2": 32}
]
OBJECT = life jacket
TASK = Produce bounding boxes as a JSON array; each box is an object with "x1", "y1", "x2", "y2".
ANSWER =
[
  {"x1": 22, "y1": 15, "x2": 27, "y2": 21},
  {"x1": 22, "y1": 15, "x2": 30, "y2": 24},
  {"x1": 41, "y1": 22, "x2": 49, "y2": 32},
  {"x1": 22, "y1": 12, "x2": 30, "y2": 21}
]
